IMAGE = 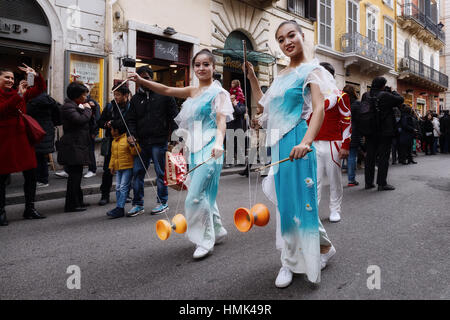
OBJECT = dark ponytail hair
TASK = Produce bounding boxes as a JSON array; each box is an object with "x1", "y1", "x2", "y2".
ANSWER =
[
  {"x1": 275, "y1": 20, "x2": 303, "y2": 39},
  {"x1": 0, "y1": 67, "x2": 14, "y2": 76},
  {"x1": 192, "y1": 49, "x2": 216, "y2": 67}
]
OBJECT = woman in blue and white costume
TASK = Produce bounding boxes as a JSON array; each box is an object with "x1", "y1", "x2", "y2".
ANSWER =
[
  {"x1": 245, "y1": 21, "x2": 339, "y2": 288},
  {"x1": 129, "y1": 49, "x2": 234, "y2": 259}
]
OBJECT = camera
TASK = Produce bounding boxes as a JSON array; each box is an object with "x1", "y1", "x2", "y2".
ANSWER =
[{"x1": 122, "y1": 57, "x2": 136, "y2": 68}]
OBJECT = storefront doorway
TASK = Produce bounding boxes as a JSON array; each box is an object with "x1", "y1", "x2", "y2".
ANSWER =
[
  {"x1": 136, "y1": 32, "x2": 192, "y2": 107},
  {"x1": 222, "y1": 31, "x2": 254, "y2": 118},
  {"x1": 0, "y1": 0, "x2": 51, "y2": 87}
]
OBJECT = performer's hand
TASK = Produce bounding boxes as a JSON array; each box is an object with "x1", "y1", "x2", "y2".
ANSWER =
[
  {"x1": 211, "y1": 145, "x2": 224, "y2": 159},
  {"x1": 243, "y1": 61, "x2": 256, "y2": 81},
  {"x1": 339, "y1": 148, "x2": 349, "y2": 159},
  {"x1": 289, "y1": 142, "x2": 312, "y2": 160},
  {"x1": 127, "y1": 136, "x2": 136, "y2": 144},
  {"x1": 128, "y1": 72, "x2": 142, "y2": 84}
]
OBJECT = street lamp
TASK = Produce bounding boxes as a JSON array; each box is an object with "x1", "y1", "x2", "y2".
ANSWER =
[{"x1": 163, "y1": 27, "x2": 177, "y2": 36}]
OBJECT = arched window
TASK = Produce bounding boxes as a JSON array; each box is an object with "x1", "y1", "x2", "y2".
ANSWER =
[
  {"x1": 404, "y1": 39, "x2": 410, "y2": 58},
  {"x1": 419, "y1": 48, "x2": 424, "y2": 75}
]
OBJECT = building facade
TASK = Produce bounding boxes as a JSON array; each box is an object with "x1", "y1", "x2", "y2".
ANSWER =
[
  {"x1": 0, "y1": 0, "x2": 109, "y2": 108},
  {"x1": 396, "y1": 0, "x2": 447, "y2": 116},
  {"x1": 314, "y1": 0, "x2": 397, "y2": 95},
  {"x1": 440, "y1": 0, "x2": 450, "y2": 111}
]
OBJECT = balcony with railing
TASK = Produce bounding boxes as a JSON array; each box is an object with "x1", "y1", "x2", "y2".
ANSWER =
[
  {"x1": 398, "y1": 56, "x2": 448, "y2": 91},
  {"x1": 398, "y1": 3, "x2": 445, "y2": 49},
  {"x1": 240, "y1": 0, "x2": 278, "y2": 8},
  {"x1": 341, "y1": 33, "x2": 395, "y2": 72}
]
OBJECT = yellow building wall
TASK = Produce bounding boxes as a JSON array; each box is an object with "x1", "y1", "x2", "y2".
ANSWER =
[{"x1": 314, "y1": 0, "x2": 396, "y2": 54}]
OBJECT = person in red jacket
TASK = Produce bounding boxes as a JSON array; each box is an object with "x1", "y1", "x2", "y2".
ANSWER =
[
  {"x1": 0, "y1": 64, "x2": 47, "y2": 226},
  {"x1": 314, "y1": 62, "x2": 351, "y2": 223}
]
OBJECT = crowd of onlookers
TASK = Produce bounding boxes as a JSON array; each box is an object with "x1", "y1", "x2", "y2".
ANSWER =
[{"x1": 1, "y1": 63, "x2": 449, "y2": 228}]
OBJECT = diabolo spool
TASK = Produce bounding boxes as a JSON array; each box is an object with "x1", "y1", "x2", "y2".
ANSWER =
[
  {"x1": 156, "y1": 214, "x2": 187, "y2": 240},
  {"x1": 234, "y1": 203, "x2": 270, "y2": 233}
]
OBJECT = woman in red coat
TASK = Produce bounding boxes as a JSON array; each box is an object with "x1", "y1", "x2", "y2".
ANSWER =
[{"x1": 0, "y1": 64, "x2": 47, "y2": 226}]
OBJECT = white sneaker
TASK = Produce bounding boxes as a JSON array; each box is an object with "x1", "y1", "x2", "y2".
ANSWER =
[
  {"x1": 193, "y1": 246, "x2": 211, "y2": 259},
  {"x1": 275, "y1": 266, "x2": 293, "y2": 288},
  {"x1": 321, "y1": 245, "x2": 336, "y2": 270},
  {"x1": 84, "y1": 171, "x2": 96, "y2": 178},
  {"x1": 215, "y1": 228, "x2": 228, "y2": 244},
  {"x1": 55, "y1": 171, "x2": 68, "y2": 178},
  {"x1": 36, "y1": 182, "x2": 49, "y2": 188},
  {"x1": 329, "y1": 211, "x2": 341, "y2": 222}
]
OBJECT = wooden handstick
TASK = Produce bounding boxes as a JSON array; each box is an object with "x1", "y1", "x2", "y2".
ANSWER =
[
  {"x1": 112, "y1": 79, "x2": 128, "y2": 92},
  {"x1": 187, "y1": 156, "x2": 214, "y2": 175},
  {"x1": 253, "y1": 149, "x2": 313, "y2": 172}
]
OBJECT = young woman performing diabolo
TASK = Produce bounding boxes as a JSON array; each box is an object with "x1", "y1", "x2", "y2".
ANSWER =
[
  {"x1": 128, "y1": 49, "x2": 234, "y2": 259},
  {"x1": 245, "y1": 21, "x2": 338, "y2": 288}
]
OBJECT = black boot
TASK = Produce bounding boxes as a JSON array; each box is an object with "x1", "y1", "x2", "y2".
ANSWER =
[
  {"x1": 23, "y1": 204, "x2": 46, "y2": 219},
  {"x1": 98, "y1": 195, "x2": 110, "y2": 206},
  {"x1": 0, "y1": 208, "x2": 8, "y2": 226}
]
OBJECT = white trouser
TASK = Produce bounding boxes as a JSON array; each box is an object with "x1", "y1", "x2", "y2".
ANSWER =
[{"x1": 315, "y1": 140, "x2": 343, "y2": 216}]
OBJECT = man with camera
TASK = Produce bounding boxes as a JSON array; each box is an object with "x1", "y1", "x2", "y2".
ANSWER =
[{"x1": 361, "y1": 77, "x2": 404, "y2": 191}]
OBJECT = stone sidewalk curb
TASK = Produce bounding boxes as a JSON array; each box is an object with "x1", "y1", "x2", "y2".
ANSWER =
[{"x1": 5, "y1": 167, "x2": 246, "y2": 205}]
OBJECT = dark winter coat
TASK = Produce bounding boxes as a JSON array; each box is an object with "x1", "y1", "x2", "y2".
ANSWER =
[
  {"x1": 399, "y1": 111, "x2": 415, "y2": 145},
  {"x1": 440, "y1": 114, "x2": 450, "y2": 137},
  {"x1": 57, "y1": 99, "x2": 92, "y2": 166},
  {"x1": 97, "y1": 100, "x2": 131, "y2": 139},
  {"x1": 127, "y1": 88, "x2": 179, "y2": 145},
  {"x1": 0, "y1": 74, "x2": 46, "y2": 175},
  {"x1": 227, "y1": 101, "x2": 246, "y2": 131},
  {"x1": 350, "y1": 100, "x2": 362, "y2": 149},
  {"x1": 26, "y1": 93, "x2": 61, "y2": 154},
  {"x1": 361, "y1": 89, "x2": 404, "y2": 137}
]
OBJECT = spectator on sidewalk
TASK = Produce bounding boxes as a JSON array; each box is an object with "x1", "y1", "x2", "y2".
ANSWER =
[
  {"x1": 398, "y1": 105, "x2": 417, "y2": 165},
  {"x1": 344, "y1": 85, "x2": 360, "y2": 187},
  {"x1": 57, "y1": 82, "x2": 92, "y2": 212},
  {"x1": 126, "y1": 66, "x2": 179, "y2": 217},
  {"x1": 432, "y1": 113, "x2": 440, "y2": 154},
  {"x1": 97, "y1": 83, "x2": 131, "y2": 206},
  {"x1": 0, "y1": 64, "x2": 47, "y2": 226},
  {"x1": 423, "y1": 113, "x2": 434, "y2": 155},
  {"x1": 26, "y1": 92, "x2": 62, "y2": 188},
  {"x1": 362, "y1": 78, "x2": 403, "y2": 191},
  {"x1": 440, "y1": 110, "x2": 450, "y2": 154},
  {"x1": 84, "y1": 85, "x2": 101, "y2": 178},
  {"x1": 106, "y1": 120, "x2": 140, "y2": 219}
]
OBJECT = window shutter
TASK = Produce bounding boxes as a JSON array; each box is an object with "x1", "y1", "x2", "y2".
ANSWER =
[
  {"x1": 288, "y1": 0, "x2": 295, "y2": 12},
  {"x1": 307, "y1": 0, "x2": 317, "y2": 22}
]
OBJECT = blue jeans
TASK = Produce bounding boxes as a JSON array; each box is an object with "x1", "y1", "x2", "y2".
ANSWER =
[
  {"x1": 347, "y1": 147, "x2": 358, "y2": 183},
  {"x1": 132, "y1": 142, "x2": 168, "y2": 206},
  {"x1": 433, "y1": 137, "x2": 439, "y2": 154},
  {"x1": 116, "y1": 169, "x2": 133, "y2": 208}
]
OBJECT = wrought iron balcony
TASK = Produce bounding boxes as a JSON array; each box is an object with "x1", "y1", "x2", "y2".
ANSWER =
[
  {"x1": 341, "y1": 33, "x2": 395, "y2": 68},
  {"x1": 399, "y1": 56, "x2": 448, "y2": 90},
  {"x1": 399, "y1": 3, "x2": 445, "y2": 43},
  {"x1": 240, "y1": 0, "x2": 278, "y2": 8}
]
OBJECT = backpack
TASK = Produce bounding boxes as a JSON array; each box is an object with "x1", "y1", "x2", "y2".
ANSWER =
[{"x1": 356, "y1": 93, "x2": 381, "y2": 136}]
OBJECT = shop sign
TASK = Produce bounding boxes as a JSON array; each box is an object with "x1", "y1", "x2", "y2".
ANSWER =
[
  {"x1": 154, "y1": 39, "x2": 179, "y2": 61},
  {"x1": 223, "y1": 56, "x2": 259, "y2": 73},
  {"x1": 0, "y1": 17, "x2": 51, "y2": 44}
]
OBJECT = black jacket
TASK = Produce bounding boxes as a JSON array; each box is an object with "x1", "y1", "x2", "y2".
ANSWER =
[
  {"x1": 127, "y1": 88, "x2": 178, "y2": 145},
  {"x1": 98, "y1": 100, "x2": 131, "y2": 138},
  {"x1": 227, "y1": 101, "x2": 246, "y2": 131},
  {"x1": 87, "y1": 96, "x2": 100, "y2": 137},
  {"x1": 57, "y1": 99, "x2": 92, "y2": 166},
  {"x1": 399, "y1": 111, "x2": 416, "y2": 145},
  {"x1": 362, "y1": 89, "x2": 404, "y2": 137},
  {"x1": 440, "y1": 114, "x2": 450, "y2": 136},
  {"x1": 26, "y1": 93, "x2": 62, "y2": 154},
  {"x1": 350, "y1": 100, "x2": 362, "y2": 149}
]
